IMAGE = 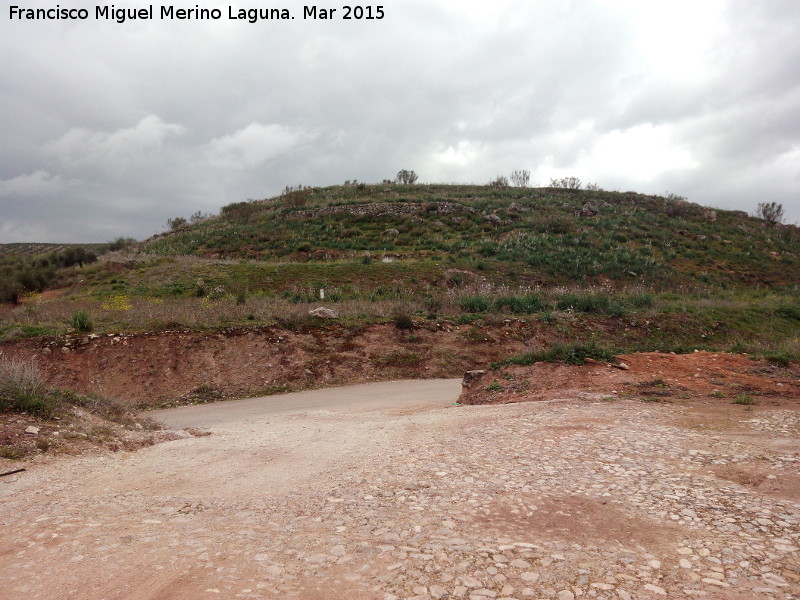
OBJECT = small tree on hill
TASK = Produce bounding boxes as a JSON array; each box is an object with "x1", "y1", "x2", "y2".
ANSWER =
[
  {"x1": 488, "y1": 175, "x2": 509, "y2": 189},
  {"x1": 167, "y1": 217, "x2": 187, "y2": 230},
  {"x1": 281, "y1": 184, "x2": 310, "y2": 208},
  {"x1": 757, "y1": 202, "x2": 784, "y2": 226},
  {"x1": 550, "y1": 176, "x2": 582, "y2": 190},
  {"x1": 510, "y1": 170, "x2": 530, "y2": 188},
  {"x1": 189, "y1": 211, "x2": 210, "y2": 223},
  {"x1": 395, "y1": 170, "x2": 419, "y2": 185}
]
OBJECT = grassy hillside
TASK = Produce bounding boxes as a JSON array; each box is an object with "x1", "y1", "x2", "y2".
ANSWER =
[
  {"x1": 141, "y1": 184, "x2": 798, "y2": 288},
  {"x1": 1, "y1": 184, "x2": 798, "y2": 360}
]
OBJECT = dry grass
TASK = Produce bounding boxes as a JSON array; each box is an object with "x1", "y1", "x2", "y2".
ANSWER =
[
  {"x1": 0, "y1": 355, "x2": 45, "y2": 398},
  {"x1": 2, "y1": 296, "x2": 437, "y2": 334}
]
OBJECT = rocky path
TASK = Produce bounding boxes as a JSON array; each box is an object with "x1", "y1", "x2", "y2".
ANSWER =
[{"x1": 1, "y1": 387, "x2": 798, "y2": 600}]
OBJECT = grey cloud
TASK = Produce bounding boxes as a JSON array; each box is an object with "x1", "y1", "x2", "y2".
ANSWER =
[{"x1": 0, "y1": 170, "x2": 69, "y2": 197}]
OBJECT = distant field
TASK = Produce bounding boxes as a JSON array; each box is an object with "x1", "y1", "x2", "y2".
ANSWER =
[{"x1": 0, "y1": 243, "x2": 107, "y2": 257}]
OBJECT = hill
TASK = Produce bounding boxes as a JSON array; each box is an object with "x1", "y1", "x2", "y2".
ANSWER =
[
  {"x1": 141, "y1": 184, "x2": 798, "y2": 288},
  {"x1": 0, "y1": 184, "x2": 800, "y2": 352},
  {"x1": 1, "y1": 184, "x2": 798, "y2": 353},
  {"x1": 1, "y1": 183, "x2": 799, "y2": 452}
]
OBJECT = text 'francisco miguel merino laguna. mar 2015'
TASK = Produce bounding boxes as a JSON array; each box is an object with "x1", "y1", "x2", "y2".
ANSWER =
[{"x1": 8, "y1": 5, "x2": 386, "y2": 24}]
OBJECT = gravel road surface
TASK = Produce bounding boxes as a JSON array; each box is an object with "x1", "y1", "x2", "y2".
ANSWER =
[{"x1": 1, "y1": 381, "x2": 798, "y2": 600}]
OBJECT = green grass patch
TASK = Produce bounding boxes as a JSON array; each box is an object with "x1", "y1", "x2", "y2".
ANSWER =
[
  {"x1": 486, "y1": 380, "x2": 502, "y2": 392},
  {"x1": 494, "y1": 293, "x2": 546, "y2": 314},
  {"x1": 373, "y1": 351, "x2": 424, "y2": 367},
  {"x1": 493, "y1": 341, "x2": 617, "y2": 368},
  {"x1": 762, "y1": 351, "x2": 797, "y2": 366},
  {"x1": 459, "y1": 295, "x2": 491, "y2": 313},
  {"x1": 733, "y1": 393, "x2": 757, "y2": 405}
]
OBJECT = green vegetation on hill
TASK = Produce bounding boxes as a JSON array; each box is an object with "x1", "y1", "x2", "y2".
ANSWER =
[
  {"x1": 1, "y1": 184, "x2": 798, "y2": 363},
  {"x1": 142, "y1": 184, "x2": 799, "y2": 288}
]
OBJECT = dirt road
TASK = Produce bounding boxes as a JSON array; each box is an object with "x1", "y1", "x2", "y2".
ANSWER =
[
  {"x1": 1, "y1": 379, "x2": 798, "y2": 600},
  {"x1": 149, "y1": 379, "x2": 462, "y2": 428}
]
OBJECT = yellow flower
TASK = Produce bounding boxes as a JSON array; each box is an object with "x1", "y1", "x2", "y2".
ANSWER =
[{"x1": 101, "y1": 294, "x2": 132, "y2": 311}]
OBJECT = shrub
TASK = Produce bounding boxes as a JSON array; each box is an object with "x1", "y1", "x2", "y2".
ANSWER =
[
  {"x1": 0, "y1": 357, "x2": 56, "y2": 417},
  {"x1": 166, "y1": 217, "x2": 187, "y2": 230},
  {"x1": 69, "y1": 310, "x2": 93, "y2": 332},
  {"x1": 57, "y1": 247, "x2": 97, "y2": 267},
  {"x1": 756, "y1": 202, "x2": 784, "y2": 226},
  {"x1": 550, "y1": 176, "x2": 582, "y2": 189},
  {"x1": 281, "y1": 184, "x2": 311, "y2": 208},
  {"x1": 0, "y1": 278, "x2": 21, "y2": 304},
  {"x1": 733, "y1": 393, "x2": 757, "y2": 405},
  {"x1": 663, "y1": 194, "x2": 693, "y2": 218},
  {"x1": 220, "y1": 200, "x2": 264, "y2": 221},
  {"x1": 395, "y1": 170, "x2": 419, "y2": 185},
  {"x1": 104, "y1": 237, "x2": 137, "y2": 252},
  {"x1": 486, "y1": 380, "x2": 502, "y2": 391},
  {"x1": 393, "y1": 313, "x2": 414, "y2": 330},
  {"x1": 488, "y1": 175, "x2": 509, "y2": 189},
  {"x1": 459, "y1": 295, "x2": 491, "y2": 313},
  {"x1": 510, "y1": 170, "x2": 530, "y2": 188}
]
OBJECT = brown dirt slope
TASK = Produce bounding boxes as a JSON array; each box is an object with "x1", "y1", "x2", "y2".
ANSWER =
[
  {"x1": 0, "y1": 323, "x2": 536, "y2": 408},
  {"x1": 460, "y1": 351, "x2": 800, "y2": 408}
]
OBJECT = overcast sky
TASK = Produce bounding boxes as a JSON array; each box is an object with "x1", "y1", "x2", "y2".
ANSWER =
[{"x1": 1, "y1": 0, "x2": 799, "y2": 242}]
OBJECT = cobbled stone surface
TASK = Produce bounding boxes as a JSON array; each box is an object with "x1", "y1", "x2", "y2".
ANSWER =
[{"x1": 1, "y1": 397, "x2": 798, "y2": 599}]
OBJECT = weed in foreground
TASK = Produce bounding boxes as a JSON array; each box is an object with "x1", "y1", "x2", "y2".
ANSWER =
[
  {"x1": 69, "y1": 310, "x2": 93, "y2": 332},
  {"x1": 0, "y1": 357, "x2": 55, "y2": 417},
  {"x1": 733, "y1": 393, "x2": 757, "y2": 405},
  {"x1": 0, "y1": 445, "x2": 25, "y2": 460}
]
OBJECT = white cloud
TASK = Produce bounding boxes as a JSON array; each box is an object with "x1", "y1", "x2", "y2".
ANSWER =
[
  {"x1": 577, "y1": 124, "x2": 699, "y2": 182},
  {"x1": 45, "y1": 115, "x2": 186, "y2": 166},
  {"x1": 432, "y1": 141, "x2": 480, "y2": 167},
  {"x1": 205, "y1": 123, "x2": 315, "y2": 169}
]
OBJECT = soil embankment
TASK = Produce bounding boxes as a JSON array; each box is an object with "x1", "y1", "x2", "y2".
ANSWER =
[
  {"x1": 460, "y1": 351, "x2": 800, "y2": 408},
  {"x1": 0, "y1": 323, "x2": 538, "y2": 407}
]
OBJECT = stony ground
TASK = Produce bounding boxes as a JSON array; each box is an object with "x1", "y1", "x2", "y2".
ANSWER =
[{"x1": 1, "y1": 387, "x2": 798, "y2": 600}]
